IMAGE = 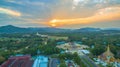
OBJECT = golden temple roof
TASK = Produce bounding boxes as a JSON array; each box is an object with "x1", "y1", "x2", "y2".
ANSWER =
[{"x1": 103, "y1": 45, "x2": 114, "y2": 57}]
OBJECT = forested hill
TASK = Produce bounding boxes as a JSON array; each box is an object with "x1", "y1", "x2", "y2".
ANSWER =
[{"x1": 0, "y1": 25, "x2": 120, "y2": 33}]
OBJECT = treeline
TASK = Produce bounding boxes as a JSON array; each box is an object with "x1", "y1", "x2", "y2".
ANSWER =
[
  {"x1": 58, "y1": 53, "x2": 86, "y2": 67},
  {"x1": 90, "y1": 44, "x2": 120, "y2": 58}
]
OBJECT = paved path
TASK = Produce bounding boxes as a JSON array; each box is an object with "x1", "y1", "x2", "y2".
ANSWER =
[{"x1": 79, "y1": 55, "x2": 98, "y2": 67}]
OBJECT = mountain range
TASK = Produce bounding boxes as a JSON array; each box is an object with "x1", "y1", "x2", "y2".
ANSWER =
[{"x1": 0, "y1": 25, "x2": 120, "y2": 33}]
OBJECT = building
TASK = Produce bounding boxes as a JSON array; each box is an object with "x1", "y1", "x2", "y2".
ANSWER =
[
  {"x1": 57, "y1": 42, "x2": 89, "y2": 54},
  {"x1": 1, "y1": 55, "x2": 33, "y2": 67},
  {"x1": 98, "y1": 45, "x2": 115, "y2": 63},
  {"x1": 79, "y1": 50, "x2": 90, "y2": 55},
  {"x1": 36, "y1": 32, "x2": 48, "y2": 38},
  {"x1": 56, "y1": 42, "x2": 89, "y2": 50},
  {"x1": 95, "y1": 45, "x2": 120, "y2": 67},
  {"x1": 33, "y1": 56, "x2": 48, "y2": 67}
]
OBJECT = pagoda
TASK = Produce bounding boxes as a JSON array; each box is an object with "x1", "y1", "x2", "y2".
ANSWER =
[{"x1": 98, "y1": 45, "x2": 115, "y2": 63}]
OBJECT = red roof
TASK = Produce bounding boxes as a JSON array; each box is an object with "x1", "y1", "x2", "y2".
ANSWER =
[{"x1": 1, "y1": 55, "x2": 33, "y2": 67}]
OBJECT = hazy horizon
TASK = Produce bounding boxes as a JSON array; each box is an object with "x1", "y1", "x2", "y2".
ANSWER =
[{"x1": 0, "y1": 24, "x2": 120, "y2": 30}]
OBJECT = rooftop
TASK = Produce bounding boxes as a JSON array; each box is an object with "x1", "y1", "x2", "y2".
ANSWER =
[{"x1": 33, "y1": 56, "x2": 48, "y2": 67}]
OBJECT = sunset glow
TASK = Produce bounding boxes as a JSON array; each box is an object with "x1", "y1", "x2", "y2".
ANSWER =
[
  {"x1": 0, "y1": 8, "x2": 21, "y2": 16},
  {"x1": 0, "y1": 0, "x2": 120, "y2": 66},
  {"x1": 48, "y1": 7, "x2": 120, "y2": 27},
  {"x1": 0, "y1": 0, "x2": 120, "y2": 28}
]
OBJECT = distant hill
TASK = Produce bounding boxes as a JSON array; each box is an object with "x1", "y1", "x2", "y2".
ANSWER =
[
  {"x1": 75, "y1": 27, "x2": 101, "y2": 32},
  {"x1": 104, "y1": 28, "x2": 120, "y2": 31},
  {"x1": 0, "y1": 25, "x2": 120, "y2": 33},
  {"x1": 0, "y1": 25, "x2": 70, "y2": 33},
  {"x1": 0, "y1": 25, "x2": 29, "y2": 33}
]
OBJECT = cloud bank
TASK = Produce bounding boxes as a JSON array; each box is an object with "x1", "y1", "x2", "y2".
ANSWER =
[
  {"x1": 0, "y1": 7, "x2": 21, "y2": 16},
  {"x1": 48, "y1": 7, "x2": 120, "y2": 27},
  {"x1": 0, "y1": 0, "x2": 120, "y2": 28}
]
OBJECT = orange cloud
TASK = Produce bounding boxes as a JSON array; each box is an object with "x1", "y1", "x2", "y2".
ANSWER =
[
  {"x1": 48, "y1": 7, "x2": 120, "y2": 27},
  {"x1": 0, "y1": 8, "x2": 21, "y2": 16}
]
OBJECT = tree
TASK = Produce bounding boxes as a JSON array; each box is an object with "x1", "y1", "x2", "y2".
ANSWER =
[
  {"x1": 58, "y1": 54, "x2": 66, "y2": 60},
  {"x1": 0, "y1": 56, "x2": 5, "y2": 64},
  {"x1": 106, "y1": 63, "x2": 115, "y2": 67},
  {"x1": 73, "y1": 52, "x2": 86, "y2": 67},
  {"x1": 73, "y1": 55, "x2": 81, "y2": 65},
  {"x1": 90, "y1": 44, "x2": 105, "y2": 56},
  {"x1": 59, "y1": 63, "x2": 67, "y2": 67}
]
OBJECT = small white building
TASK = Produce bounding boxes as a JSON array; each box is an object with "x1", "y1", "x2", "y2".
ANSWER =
[{"x1": 79, "y1": 50, "x2": 90, "y2": 55}]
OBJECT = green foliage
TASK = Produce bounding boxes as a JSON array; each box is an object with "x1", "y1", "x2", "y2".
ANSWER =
[
  {"x1": 90, "y1": 44, "x2": 120, "y2": 59},
  {"x1": 0, "y1": 56, "x2": 6, "y2": 64},
  {"x1": 59, "y1": 59, "x2": 67, "y2": 67},
  {"x1": 0, "y1": 32, "x2": 120, "y2": 64},
  {"x1": 38, "y1": 45, "x2": 60, "y2": 55},
  {"x1": 106, "y1": 63, "x2": 115, "y2": 67},
  {"x1": 58, "y1": 53, "x2": 73, "y2": 60},
  {"x1": 90, "y1": 44, "x2": 105, "y2": 56},
  {"x1": 59, "y1": 63, "x2": 67, "y2": 67},
  {"x1": 73, "y1": 53, "x2": 86, "y2": 67},
  {"x1": 58, "y1": 53, "x2": 86, "y2": 67}
]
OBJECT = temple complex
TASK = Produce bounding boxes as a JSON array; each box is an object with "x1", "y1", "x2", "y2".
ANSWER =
[
  {"x1": 96, "y1": 45, "x2": 120, "y2": 67},
  {"x1": 98, "y1": 45, "x2": 115, "y2": 63}
]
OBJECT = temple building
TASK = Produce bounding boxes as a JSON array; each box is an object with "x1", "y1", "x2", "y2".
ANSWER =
[
  {"x1": 95, "y1": 45, "x2": 120, "y2": 67},
  {"x1": 98, "y1": 45, "x2": 115, "y2": 63}
]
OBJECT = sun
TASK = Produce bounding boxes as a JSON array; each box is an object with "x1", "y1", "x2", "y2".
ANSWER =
[
  {"x1": 51, "y1": 19, "x2": 57, "y2": 23},
  {"x1": 51, "y1": 24, "x2": 56, "y2": 27},
  {"x1": 49, "y1": 19, "x2": 58, "y2": 27}
]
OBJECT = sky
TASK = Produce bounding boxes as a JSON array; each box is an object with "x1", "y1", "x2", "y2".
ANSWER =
[{"x1": 0, "y1": 0, "x2": 120, "y2": 29}]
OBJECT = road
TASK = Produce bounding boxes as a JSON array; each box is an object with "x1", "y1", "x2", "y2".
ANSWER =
[{"x1": 80, "y1": 55, "x2": 98, "y2": 67}]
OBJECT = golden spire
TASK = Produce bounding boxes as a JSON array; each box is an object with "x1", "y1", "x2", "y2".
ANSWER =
[
  {"x1": 107, "y1": 45, "x2": 110, "y2": 52},
  {"x1": 102, "y1": 45, "x2": 114, "y2": 58},
  {"x1": 106, "y1": 45, "x2": 113, "y2": 56},
  {"x1": 99, "y1": 45, "x2": 115, "y2": 63}
]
